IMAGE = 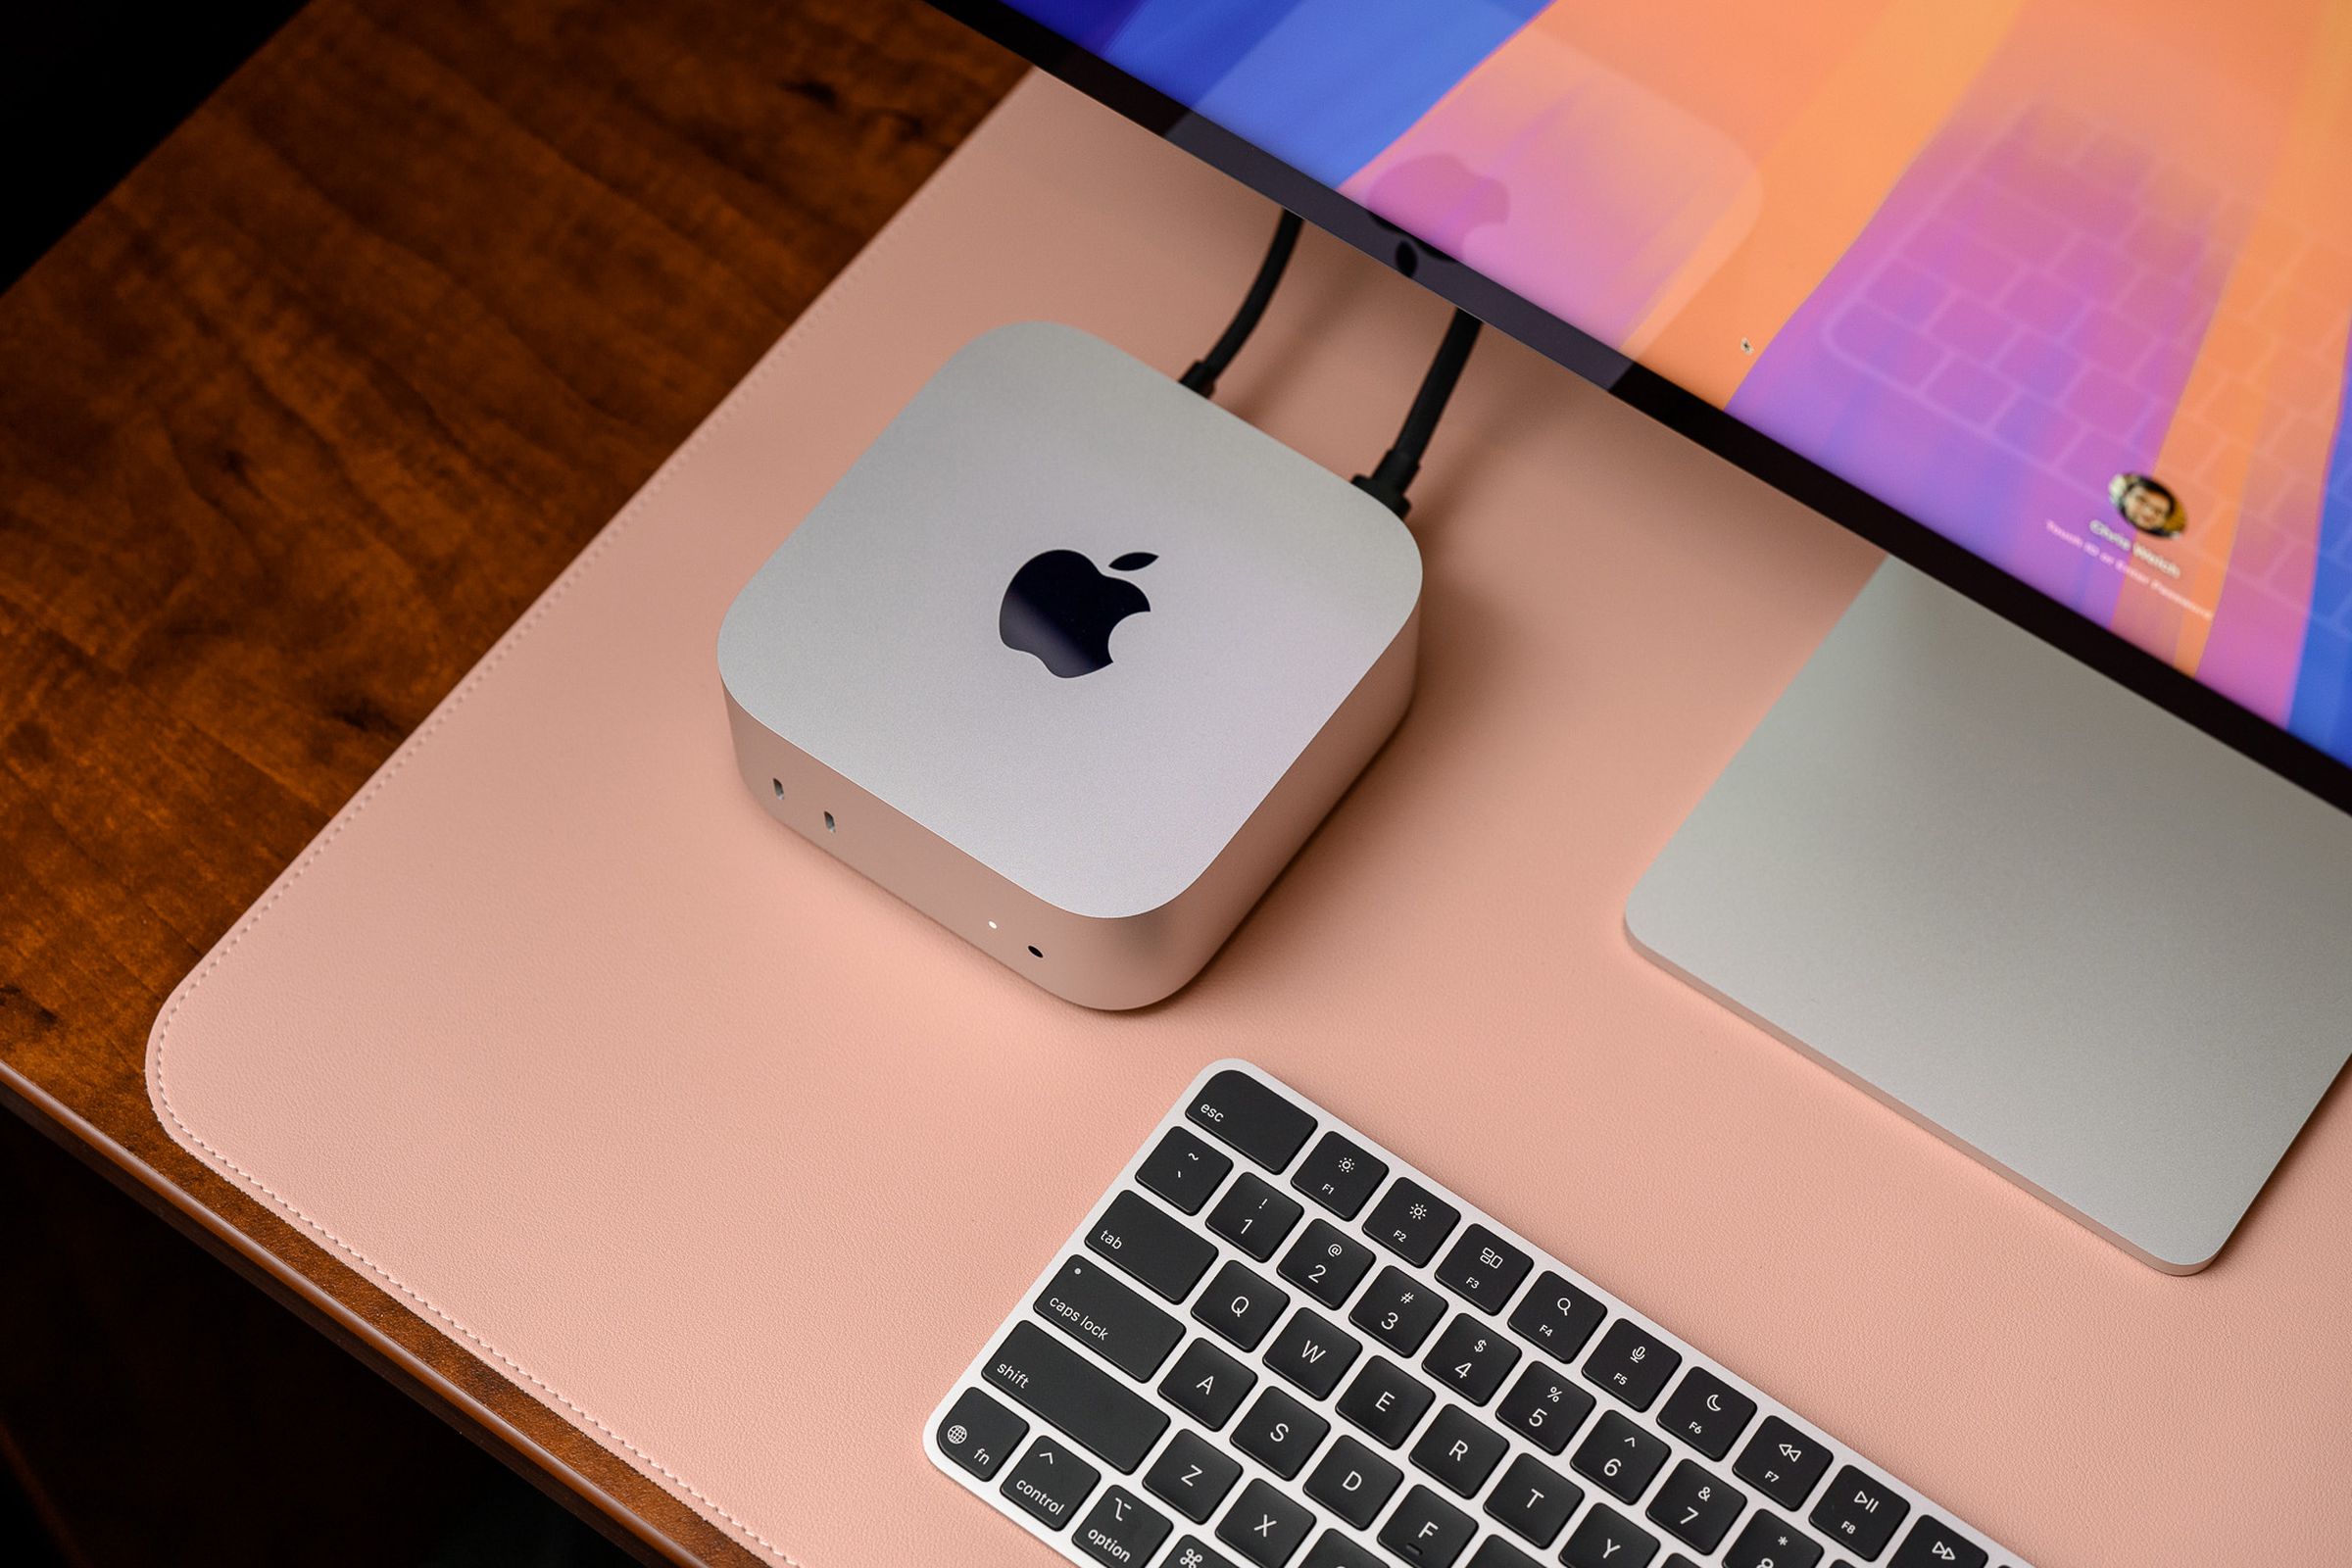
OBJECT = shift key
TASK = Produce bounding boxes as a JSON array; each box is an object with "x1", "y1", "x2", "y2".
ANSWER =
[
  {"x1": 987, "y1": 1322, "x2": 1170, "y2": 1473},
  {"x1": 1035, "y1": 1255, "x2": 1184, "y2": 1380}
]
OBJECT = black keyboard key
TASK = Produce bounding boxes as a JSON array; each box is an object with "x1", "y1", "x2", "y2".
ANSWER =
[
  {"x1": 1494, "y1": 1361, "x2": 1594, "y2": 1454},
  {"x1": 935, "y1": 1388, "x2": 1027, "y2": 1481},
  {"x1": 1146, "y1": 1431, "x2": 1243, "y2": 1523},
  {"x1": 1362, "y1": 1178, "x2": 1459, "y2": 1266},
  {"x1": 1507, "y1": 1272, "x2": 1606, "y2": 1363},
  {"x1": 1646, "y1": 1459, "x2": 1745, "y2": 1553},
  {"x1": 1572, "y1": 1409, "x2": 1670, "y2": 1502},
  {"x1": 1301, "y1": 1532, "x2": 1384, "y2": 1568},
  {"x1": 1264, "y1": 1308, "x2": 1362, "y2": 1398},
  {"x1": 1482, "y1": 1452, "x2": 1580, "y2": 1547},
  {"x1": 1810, "y1": 1466, "x2": 1910, "y2": 1561},
  {"x1": 1656, "y1": 1367, "x2": 1756, "y2": 1460},
  {"x1": 1280, "y1": 1220, "x2": 1376, "y2": 1308},
  {"x1": 1377, "y1": 1485, "x2": 1477, "y2": 1567},
  {"x1": 1217, "y1": 1479, "x2": 1316, "y2": 1568},
  {"x1": 1035, "y1": 1255, "x2": 1185, "y2": 1380},
  {"x1": 1407, "y1": 1404, "x2": 1506, "y2": 1496},
  {"x1": 1422, "y1": 1313, "x2": 1522, "y2": 1404},
  {"x1": 1561, "y1": 1504, "x2": 1659, "y2": 1568},
  {"x1": 1139, "y1": 1126, "x2": 1234, "y2": 1215},
  {"x1": 1078, "y1": 1486, "x2": 1172, "y2": 1568},
  {"x1": 1582, "y1": 1318, "x2": 1680, "y2": 1409},
  {"x1": 1088, "y1": 1191, "x2": 1218, "y2": 1302},
  {"x1": 1000, "y1": 1434, "x2": 1101, "y2": 1532},
  {"x1": 1208, "y1": 1172, "x2": 1305, "y2": 1261},
  {"x1": 1194, "y1": 1260, "x2": 1289, "y2": 1350},
  {"x1": 1189, "y1": 1070, "x2": 1316, "y2": 1171},
  {"x1": 1169, "y1": 1537, "x2": 1244, "y2": 1568},
  {"x1": 986, "y1": 1323, "x2": 1170, "y2": 1474},
  {"x1": 1349, "y1": 1266, "x2": 1446, "y2": 1354},
  {"x1": 1290, "y1": 1131, "x2": 1388, "y2": 1218},
  {"x1": 1433, "y1": 1224, "x2": 1531, "y2": 1314},
  {"x1": 1233, "y1": 1387, "x2": 1329, "y2": 1480},
  {"x1": 1466, "y1": 1541, "x2": 1543, "y2": 1568},
  {"x1": 1161, "y1": 1338, "x2": 1257, "y2": 1431},
  {"x1": 1336, "y1": 1356, "x2": 1435, "y2": 1448},
  {"x1": 1304, "y1": 1435, "x2": 1401, "y2": 1528},
  {"x1": 1724, "y1": 1512, "x2": 1826, "y2": 1568},
  {"x1": 1888, "y1": 1518, "x2": 1985, "y2": 1568},
  {"x1": 1736, "y1": 1415, "x2": 1836, "y2": 1509}
]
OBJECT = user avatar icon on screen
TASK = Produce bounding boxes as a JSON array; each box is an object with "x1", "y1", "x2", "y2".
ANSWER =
[{"x1": 2111, "y1": 472, "x2": 2184, "y2": 537}]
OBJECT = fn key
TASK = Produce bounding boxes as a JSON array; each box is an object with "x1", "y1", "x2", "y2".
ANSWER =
[{"x1": 936, "y1": 1388, "x2": 1027, "y2": 1481}]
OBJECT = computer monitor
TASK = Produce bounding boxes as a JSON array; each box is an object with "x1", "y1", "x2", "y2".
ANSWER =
[{"x1": 928, "y1": 0, "x2": 2352, "y2": 1270}]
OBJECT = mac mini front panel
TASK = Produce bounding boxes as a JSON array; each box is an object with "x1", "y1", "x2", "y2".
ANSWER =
[{"x1": 717, "y1": 322, "x2": 1422, "y2": 1008}]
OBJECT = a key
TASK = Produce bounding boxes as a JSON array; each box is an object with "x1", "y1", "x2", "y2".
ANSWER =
[
  {"x1": 1300, "y1": 1532, "x2": 1384, "y2": 1568},
  {"x1": 935, "y1": 1387, "x2": 1027, "y2": 1481},
  {"x1": 1035, "y1": 1255, "x2": 1185, "y2": 1380},
  {"x1": 1407, "y1": 1404, "x2": 1506, "y2": 1496},
  {"x1": 1723, "y1": 1511, "x2": 1827, "y2": 1568},
  {"x1": 1482, "y1": 1452, "x2": 1580, "y2": 1548},
  {"x1": 1377, "y1": 1485, "x2": 1477, "y2": 1567},
  {"x1": 1887, "y1": 1518, "x2": 1986, "y2": 1568},
  {"x1": 1507, "y1": 1272, "x2": 1606, "y2": 1363},
  {"x1": 1433, "y1": 1224, "x2": 1531, "y2": 1314},
  {"x1": 1290, "y1": 1130, "x2": 1389, "y2": 1218},
  {"x1": 1145, "y1": 1430, "x2": 1243, "y2": 1523},
  {"x1": 1646, "y1": 1459, "x2": 1746, "y2": 1553},
  {"x1": 1076, "y1": 1486, "x2": 1172, "y2": 1568},
  {"x1": 1335, "y1": 1355, "x2": 1435, "y2": 1448},
  {"x1": 1279, "y1": 1220, "x2": 1376, "y2": 1308},
  {"x1": 1810, "y1": 1466, "x2": 1910, "y2": 1561},
  {"x1": 1000, "y1": 1434, "x2": 1101, "y2": 1533},
  {"x1": 1362, "y1": 1178, "x2": 1459, "y2": 1266},
  {"x1": 1193, "y1": 1259, "x2": 1289, "y2": 1350},
  {"x1": 1233, "y1": 1386, "x2": 1329, "y2": 1480},
  {"x1": 1167, "y1": 1537, "x2": 1243, "y2": 1568},
  {"x1": 1466, "y1": 1541, "x2": 1543, "y2": 1568},
  {"x1": 1494, "y1": 1360, "x2": 1594, "y2": 1454},
  {"x1": 1656, "y1": 1367, "x2": 1757, "y2": 1461},
  {"x1": 1349, "y1": 1266, "x2": 1446, "y2": 1354},
  {"x1": 1138, "y1": 1126, "x2": 1234, "y2": 1215},
  {"x1": 1087, "y1": 1191, "x2": 1218, "y2": 1302},
  {"x1": 1561, "y1": 1503, "x2": 1660, "y2": 1568},
  {"x1": 1208, "y1": 1172, "x2": 1305, "y2": 1261},
  {"x1": 1422, "y1": 1313, "x2": 1522, "y2": 1404},
  {"x1": 984, "y1": 1323, "x2": 1169, "y2": 1474},
  {"x1": 1189, "y1": 1070, "x2": 1316, "y2": 1171},
  {"x1": 1160, "y1": 1338, "x2": 1257, "y2": 1431},
  {"x1": 1263, "y1": 1308, "x2": 1362, "y2": 1398},
  {"x1": 1216, "y1": 1479, "x2": 1316, "y2": 1568},
  {"x1": 1303, "y1": 1435, "x2": 1400, "y2": 1528},
  {"x1": 1736, "y1": 1415, "x2": 1836, "y2": 1509},
  {"x1": 1572, "y1": 1409, "x2": 1670, "y2": 1502},
  {"x1": 1581, "y1": 1318, "x2": 1681, "y2": 1409}
]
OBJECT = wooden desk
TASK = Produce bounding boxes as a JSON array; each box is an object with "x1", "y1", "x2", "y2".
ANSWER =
[{"x1": 0, "y1": 2, "x2": 1017, "y2": 1559}]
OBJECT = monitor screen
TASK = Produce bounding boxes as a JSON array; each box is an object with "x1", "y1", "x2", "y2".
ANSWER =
[{"x1": 978, "y1": 0, "x2": 2352, "y2": 783}]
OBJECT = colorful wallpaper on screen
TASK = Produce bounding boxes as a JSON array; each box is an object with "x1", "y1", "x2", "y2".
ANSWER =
[{"x1": 1012, "y1": 0, "x2": 2352, "y2": 767}]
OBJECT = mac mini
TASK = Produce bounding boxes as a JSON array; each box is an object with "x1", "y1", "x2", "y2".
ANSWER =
[{"x1": 716, "y1": 321, "x2": 1422, "y2": 1009}]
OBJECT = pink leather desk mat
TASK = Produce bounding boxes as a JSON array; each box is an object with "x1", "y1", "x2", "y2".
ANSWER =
[{"x1": 146, "y1": 74, "x2": 2346, "y2": 1566}]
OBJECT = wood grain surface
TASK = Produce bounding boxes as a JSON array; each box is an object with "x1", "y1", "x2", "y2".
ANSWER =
[{"x1": 0, "y1": 1, "x2": 1020, "y2": 1558}]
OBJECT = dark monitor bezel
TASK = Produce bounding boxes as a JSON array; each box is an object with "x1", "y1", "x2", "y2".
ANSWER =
[{"x1": 926, "y1": 0, "x2": 2352, "y2": 818}]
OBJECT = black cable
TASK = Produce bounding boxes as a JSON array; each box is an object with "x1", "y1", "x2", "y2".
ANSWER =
[
  {"x1": 1179, "y1": 209, "x2": 1304, "y2": 397},
  {"x1": 1352, "y1": 308, "x2": 1483, "y2": 519}
]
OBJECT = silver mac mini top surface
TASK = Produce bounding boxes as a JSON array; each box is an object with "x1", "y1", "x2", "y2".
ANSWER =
[{"x1": 717, "y1": 321, "x2": 1422, "y2": 1008}]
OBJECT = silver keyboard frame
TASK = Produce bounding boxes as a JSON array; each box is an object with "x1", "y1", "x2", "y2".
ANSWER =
[{"x1": 925, "y1": 1058, "x2": 2034, "y2": 1568}]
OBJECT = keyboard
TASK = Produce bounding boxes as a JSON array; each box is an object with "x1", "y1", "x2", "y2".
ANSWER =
[{"x1": 926, "y1": 1060, "x2": 2033, "y2": 1568}]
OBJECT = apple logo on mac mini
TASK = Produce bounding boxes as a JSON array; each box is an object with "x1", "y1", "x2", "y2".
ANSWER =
[{"x1": 999, "y1": 549, "x2": 1156, "y2": 677}]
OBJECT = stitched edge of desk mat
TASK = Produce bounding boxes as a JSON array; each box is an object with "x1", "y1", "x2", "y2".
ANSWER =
[{"x1": 136, "y1": 80, "x2": 1050, "y2": 1568}]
